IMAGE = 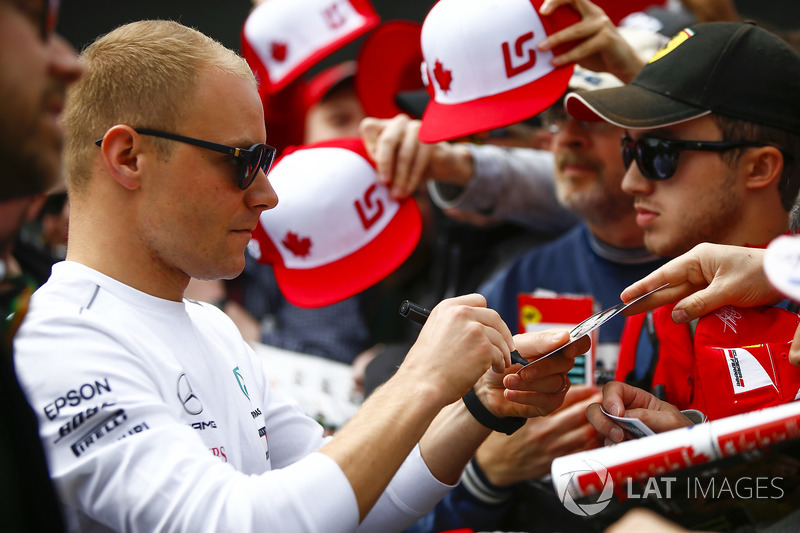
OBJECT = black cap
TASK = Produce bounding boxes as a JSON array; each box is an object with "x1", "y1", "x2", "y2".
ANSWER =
[{"x1": 565, "y1": 22, "x2": 800, "y2": 135}]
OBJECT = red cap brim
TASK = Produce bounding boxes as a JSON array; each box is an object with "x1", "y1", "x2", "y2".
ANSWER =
[
  {"x1": 418, "y1": 65, "x2": 574, "y2": 143},
  {"x1": 355, "y1": 21, "x2": 424, "y2": 119},
  {"x1": 271, "y1": 197, "x2": 421, "y2": 308}
]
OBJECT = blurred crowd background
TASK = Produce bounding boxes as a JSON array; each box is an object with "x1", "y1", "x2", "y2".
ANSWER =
[{"x1": 57, "y1": 1, "x2": 795, "y2": 68}]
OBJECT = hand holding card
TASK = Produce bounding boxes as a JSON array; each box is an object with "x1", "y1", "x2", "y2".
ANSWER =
[
  {"x1": 600, "y1": 406, "x2": 655, "y2": 439},
  {"x1": 516, "y1": 283, "x2": 668, "y2": 372}
]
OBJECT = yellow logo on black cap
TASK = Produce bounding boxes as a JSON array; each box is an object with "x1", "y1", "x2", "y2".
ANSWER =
[{"x1": 648, "y1": 28, "x2": 696, "y2": 63}]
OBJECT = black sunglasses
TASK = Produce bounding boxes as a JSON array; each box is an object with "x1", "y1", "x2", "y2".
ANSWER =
[
  {"x1": 94, "y1": 128, "x2": 276, "y2": 190},
  {"x1": 621, "y1": 136, "x2": 774, "y2": 181}
]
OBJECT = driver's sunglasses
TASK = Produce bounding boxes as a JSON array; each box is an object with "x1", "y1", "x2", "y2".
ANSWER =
[
  {"x1": 621, "y1": 136, "x2": 775, "y2": 181},
  {"x1": 95, "y1": 128, "x2": 276, "y2": 190}
]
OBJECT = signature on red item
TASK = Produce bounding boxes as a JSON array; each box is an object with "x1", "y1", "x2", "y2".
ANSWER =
[{"x1": 715, "y1": 306, "x2": 742, "y2": 334}]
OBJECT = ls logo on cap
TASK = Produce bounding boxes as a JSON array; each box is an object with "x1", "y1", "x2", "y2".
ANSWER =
[
  {"x1": 322, "y1": 1, "x2": 348, "y2": 29},
  {"x1": 354, "y1": 183, "x2": 385, "y2": 230},
  {"x1": 648, "y1": 27, "x2": 695, "y2": 64},
  {"x1": 503, "y1": 31, "x2": 537, "y2": 78}
]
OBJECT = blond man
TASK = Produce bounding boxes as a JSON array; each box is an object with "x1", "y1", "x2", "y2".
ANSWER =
[{"x1": 14, "y1": 20, "x2": 583, "y2": 532}]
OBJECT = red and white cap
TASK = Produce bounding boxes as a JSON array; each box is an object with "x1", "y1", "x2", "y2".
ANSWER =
[
  {"x1": 418, "y1": 0, "x2": 580, "y2": 143},
  {"x1": 241, "y1": 0, "x2": 379, "y2": 94},
  {"x1": 355, "y1": 20, "x2": 424, "y2": 119},
  {"x1": 250, "y1": 138, "x2": 422, "y2": 308}
]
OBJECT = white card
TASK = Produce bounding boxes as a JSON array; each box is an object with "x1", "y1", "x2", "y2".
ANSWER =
[
  {"x1": 517, "y1": 283, "x2": 668, "y2": 370},
  {"x1": 601, "y1": 406, "x2": 655, "y2": 439}
]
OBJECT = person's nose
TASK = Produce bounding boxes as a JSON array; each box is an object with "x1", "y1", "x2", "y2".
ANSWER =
[
  {"x1": 621, "y1": 160, "x2": 654, "y2": 197},
  {"x1": 50, "y1": 34, "x2": 84, "y2": 86},
  {"x1": 247, "y1": 168, "x2": 278, "y2": 214}
]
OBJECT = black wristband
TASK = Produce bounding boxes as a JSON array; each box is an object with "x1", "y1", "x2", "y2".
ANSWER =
[{"x1": 462, "y1": 389, "x2": 525, "y2": 435}]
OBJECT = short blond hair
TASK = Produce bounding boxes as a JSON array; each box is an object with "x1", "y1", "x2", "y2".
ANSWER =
[{"x1": 63, "y1": 20, "x2": 256, "y2": 193}]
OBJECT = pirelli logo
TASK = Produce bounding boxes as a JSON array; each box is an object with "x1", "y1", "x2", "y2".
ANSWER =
[{"x1": 71, "y1": 409, "x2": 127, "y2": 457}]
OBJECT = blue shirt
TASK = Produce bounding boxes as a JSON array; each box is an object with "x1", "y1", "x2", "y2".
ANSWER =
[{"x1": 481, "y1": 224, "x2": 664, "y2": 343}]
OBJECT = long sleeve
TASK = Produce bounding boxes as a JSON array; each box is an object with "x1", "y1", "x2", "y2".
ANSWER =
[
  {"x1": 428, "y1": 144, "x2": 579, "y2": 234},
  {"x1": 13, "y1": 262, "x2": 451, "y2": 532}
]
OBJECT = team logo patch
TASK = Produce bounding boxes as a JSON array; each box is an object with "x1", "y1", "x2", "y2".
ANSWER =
[
  {"x1": 233, "y1": 367, "x2": 250, "y2": 400},
  {"x1": 502, "y1": 31, "x2": 537, "y2": 78},
  {"x1": 520, "y1": 304, "x2": 543, "y2": 330},
  {"x1": 722, "y1": 347, "x2": 778, "y2": 394},
  {"x1": 648, "y1": 28, "x2": 695, "y2": 64}
]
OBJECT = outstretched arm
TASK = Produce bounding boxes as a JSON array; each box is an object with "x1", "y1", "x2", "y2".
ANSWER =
[
  {"x1": 538, "y1": 0, "x2": 648, "y2": 82},
  {"x1": 619, "y1": 243, "x2": 779, "y2": 322},
  {"x1": 618, "y1": 242, "x2": 800, "y2": 365},
  {"x1": 359, "y1": 113, "x2": 474, "y2": 199},
  {"x1": 320, "y1": 294, "x2": 582, "y2": 520},
  {"x1": 475, "y1": 385, "x2": 601, "y2": 486},
  {"x1": 359, "y1": 0, "x2": 656, "y2": 202},
  {"x1": 418, "y1": 328, "x2": 588, "y2": 486}
]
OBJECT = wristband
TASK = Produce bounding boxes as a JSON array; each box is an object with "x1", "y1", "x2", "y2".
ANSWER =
[{"x1": 462, "y1": 389, "x2": 525, "y2": 435}]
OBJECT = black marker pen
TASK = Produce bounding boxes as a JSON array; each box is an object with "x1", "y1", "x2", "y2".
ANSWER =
[{"x1": 399, "y1": 300, "x2": 529, "y2": 366}]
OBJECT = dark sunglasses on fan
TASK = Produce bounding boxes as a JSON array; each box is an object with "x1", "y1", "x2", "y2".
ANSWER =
[
  {"x1": 621, "y1": 136, "x2": 780, "y2": 181},
  {"x1": 95, "y1": 128, "x2": 276, "y2": 190}
]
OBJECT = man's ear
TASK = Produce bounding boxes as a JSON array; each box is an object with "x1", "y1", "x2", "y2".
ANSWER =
[
  {"x1": 744, "y1": 145, "x2": 785, "y2": 191},
  {"x1": 98, "y1": 125, "x2": 144, "y2": 191}
]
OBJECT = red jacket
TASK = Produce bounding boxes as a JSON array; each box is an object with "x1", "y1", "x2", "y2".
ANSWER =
[{"x1": 616, "y1": 303, "x2": 800, "y2": 420}]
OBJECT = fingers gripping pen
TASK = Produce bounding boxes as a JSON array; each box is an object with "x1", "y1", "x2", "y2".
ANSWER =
[
  {"x1": 399, "y1": 300, "x2": 527, "y2": 434},
  {"x1": 399, "y1": 300, "x2": 528, "y2": 366}
]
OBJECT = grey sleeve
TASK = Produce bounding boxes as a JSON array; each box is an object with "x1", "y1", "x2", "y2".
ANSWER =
[{"x1": 427, "y1": 143, "x2": 579, "y2": 234}]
